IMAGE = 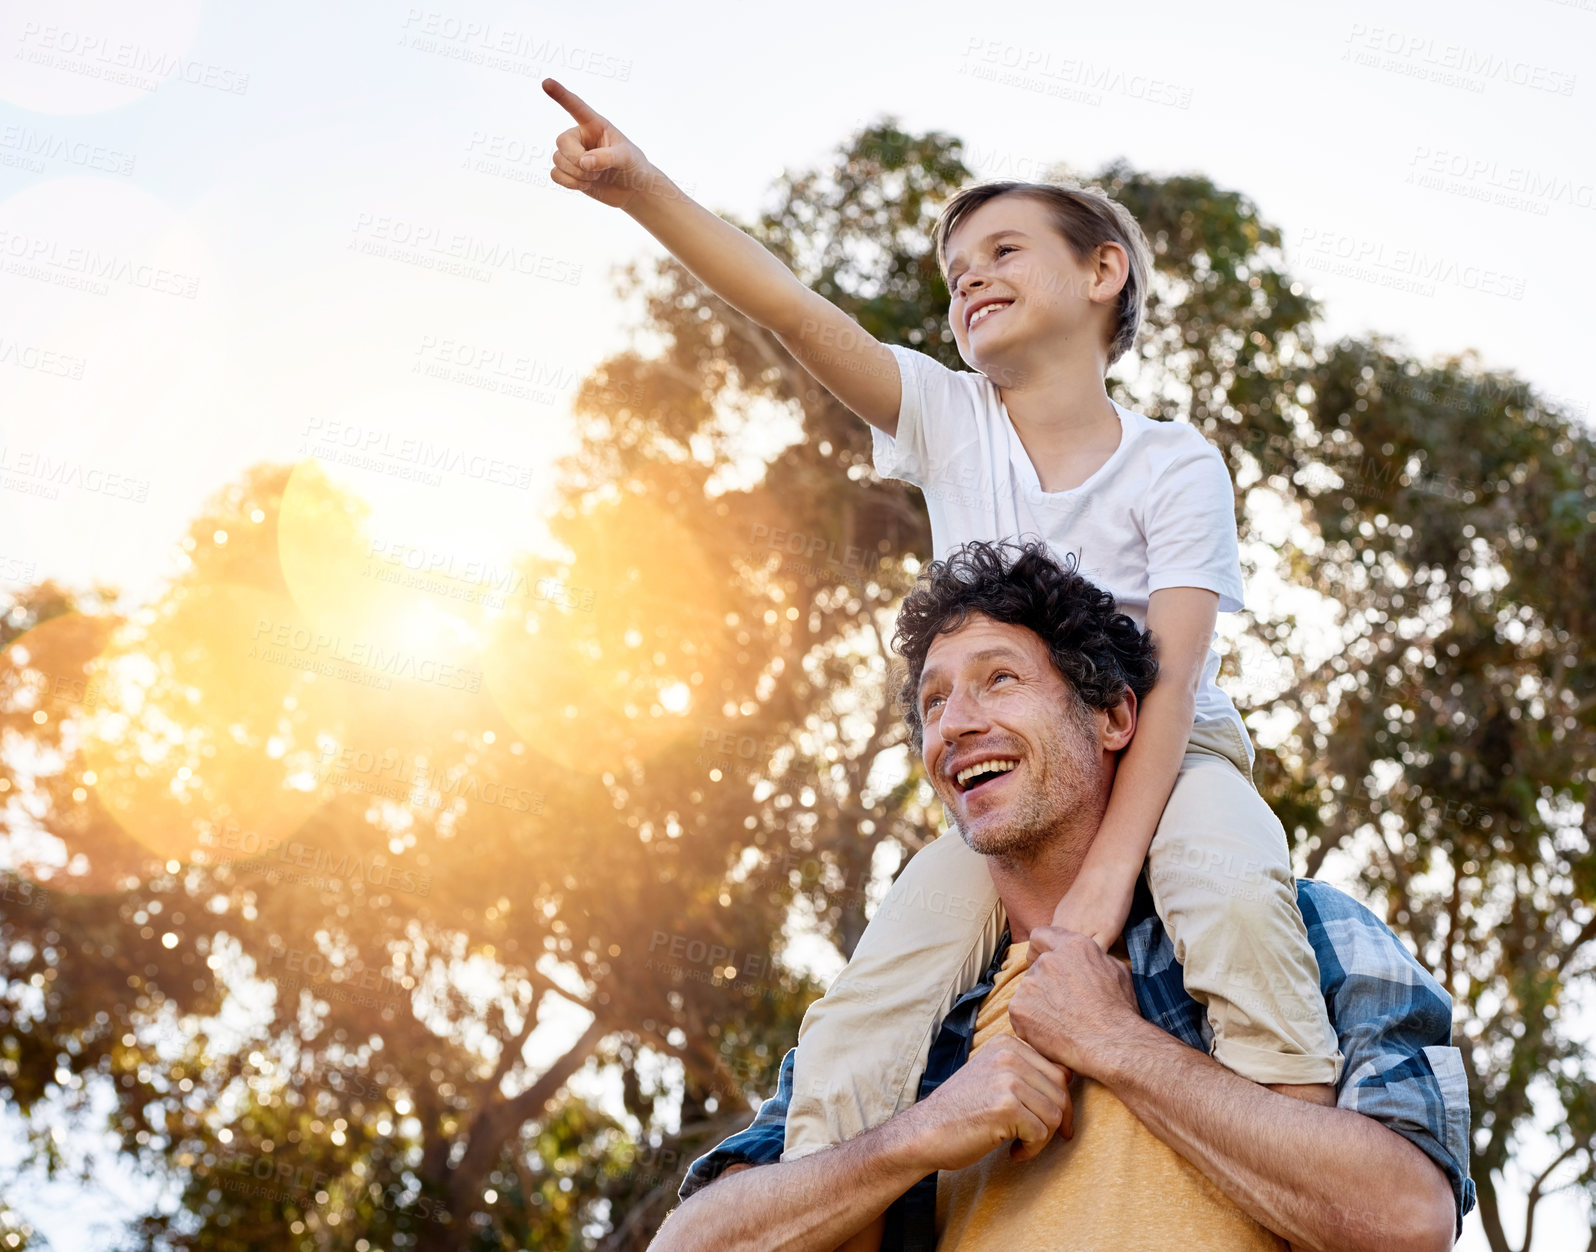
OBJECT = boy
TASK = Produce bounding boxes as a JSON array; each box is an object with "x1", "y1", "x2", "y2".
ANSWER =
[{"x1": 542, "y1": 78, "x2": 1342, "y2": 1163}]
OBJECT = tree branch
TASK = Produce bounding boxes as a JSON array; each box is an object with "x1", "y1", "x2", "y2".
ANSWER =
[
  {"x1": 1523, "y1": 1139, "x2": 1585, "y2": 1252},
  {"x1": 448, "y1": 1016, "x2": 610, "y2": 1216},
  {"x1": 488, "y1": 996, "x2": 544, "y2": 1093},
  {"x1": 1555, "y1": 910, "x2": 1596, "y2": 973}
]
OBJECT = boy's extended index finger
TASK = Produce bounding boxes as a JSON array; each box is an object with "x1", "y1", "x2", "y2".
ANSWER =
[{"x1": 542, "y1": 78, "x2": 604, "y2": 132}]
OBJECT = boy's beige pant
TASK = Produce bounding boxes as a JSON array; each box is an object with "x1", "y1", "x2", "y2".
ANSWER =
[{"x1": 783, "y1": 716, "x2": 1344, "y2": 1161}]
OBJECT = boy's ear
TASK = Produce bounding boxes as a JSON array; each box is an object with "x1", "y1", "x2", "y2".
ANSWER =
[{"x1": 1090, "y1": 241, "x2": 1131, "y2": 304}]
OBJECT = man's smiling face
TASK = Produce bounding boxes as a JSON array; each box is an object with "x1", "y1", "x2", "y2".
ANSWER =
[{"x1": 917, "y1": 613, "x2": 1111, "y2": 860}]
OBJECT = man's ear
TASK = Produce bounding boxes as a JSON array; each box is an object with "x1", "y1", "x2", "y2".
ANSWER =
[{"x1": 1102, "y1": 688, "x2": 1137, "y2": 752}]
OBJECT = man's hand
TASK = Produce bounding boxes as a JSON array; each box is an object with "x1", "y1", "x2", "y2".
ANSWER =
[
  {"x1": 1008, "y1": 926, "x2": 1145, "y2": 1077},
  {"x1": 543, "y1": 78, "x2": 661, "y2": 210},
  {"x1": 893, "y1": 1032, "x2": 1073, "y2": 1172}
]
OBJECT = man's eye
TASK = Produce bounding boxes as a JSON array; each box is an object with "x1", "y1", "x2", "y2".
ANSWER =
[
  {"x1": 925, "y1": 694, "x2": 945, "y2": 713},
  {"x1": 995, "y1": 245, "x2": 1016, "y2": 258}
]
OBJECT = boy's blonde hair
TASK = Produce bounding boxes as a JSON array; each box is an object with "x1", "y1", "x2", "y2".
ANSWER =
[{"x1": 932, "y1": 180, "x2": 1154, "y2": 368}]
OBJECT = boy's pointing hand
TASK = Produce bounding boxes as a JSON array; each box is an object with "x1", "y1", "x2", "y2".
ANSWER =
[{"x1": 542, "y1": 78, "x2": 659, "y2": 210}]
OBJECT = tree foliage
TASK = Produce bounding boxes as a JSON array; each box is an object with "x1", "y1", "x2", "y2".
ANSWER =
[{"x1": 0, "y1": 119, "x2": 1591, "y2": 1250}]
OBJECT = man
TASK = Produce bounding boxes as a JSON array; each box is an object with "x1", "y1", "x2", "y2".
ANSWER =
[{"x1": 652, "y1": 540, "x2": 1474, "y2": 1251}]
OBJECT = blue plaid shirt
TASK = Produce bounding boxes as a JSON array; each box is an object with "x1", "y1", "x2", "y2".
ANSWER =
[{"x1": 679, "y1": 876, "x2": 1476, "y2": 1247}]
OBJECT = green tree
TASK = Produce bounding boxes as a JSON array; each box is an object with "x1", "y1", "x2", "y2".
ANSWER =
[
  {"x1": 1, "y1": 119, "x2": 1591, "y2": 1252},
  {"x1": 0, "y1": 462, "x2": 822, "y2": 1251},
  {"x1": 1266, "y1": 342, "x2": 1596, "y2": 1251},
  {"x1": 559, "y1": 122, "x2": 1595, "y2": 1248}
]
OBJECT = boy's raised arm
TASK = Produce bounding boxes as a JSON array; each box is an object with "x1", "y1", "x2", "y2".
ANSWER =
[{"x1": 543, "y1": 79, "x2": 903, "y2": 437}]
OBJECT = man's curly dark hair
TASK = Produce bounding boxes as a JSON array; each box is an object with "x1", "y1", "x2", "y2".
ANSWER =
[{"x1": 893, "y1": 539, "x2": 1160, "y2": 754}]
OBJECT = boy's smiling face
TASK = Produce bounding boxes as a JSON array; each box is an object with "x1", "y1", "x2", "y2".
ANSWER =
[{"x1": 942, "y1": 194, "x2": 1123, "y2": 383}]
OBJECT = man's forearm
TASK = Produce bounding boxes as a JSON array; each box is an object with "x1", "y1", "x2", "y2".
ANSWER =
[
  {"x1": 624, "y1": 172, "x2": 815, "y2": 339},
  {"x1": 1101, "y1": 1022, "x2": 1455, "y2": 1252},
  {"x1": 650, "y1": 1123, "x2": 923, "y2": 1252}
]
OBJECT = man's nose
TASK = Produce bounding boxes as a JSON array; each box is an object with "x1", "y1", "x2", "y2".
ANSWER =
[{"x1": 938, "y1": 683, "x2": 989, "y2": 738}]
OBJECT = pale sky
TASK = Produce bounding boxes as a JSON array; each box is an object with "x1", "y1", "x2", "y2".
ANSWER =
[{"x1": 2, "y1": 0, "x2": 1592, "y2": 1245}]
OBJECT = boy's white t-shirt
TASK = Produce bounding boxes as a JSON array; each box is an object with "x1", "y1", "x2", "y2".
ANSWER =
[{"x1": 873, "y1": 344, "x2": 1252, "y2": 761}]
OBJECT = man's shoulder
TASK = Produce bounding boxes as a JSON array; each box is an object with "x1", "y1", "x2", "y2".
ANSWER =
[
  {"x1": 1297, "y1": 876, "x2": 1415, "y2": 964},
  {"x1": 1296, "y1": 876, "x2": 1410, "y2": 952},
  {"x1": 1295, "y1": 875, "x2": 1367, "y2": 917},
  {"x1": 1295, "y1": 878, "x2": 1454, "y2": 1021}
]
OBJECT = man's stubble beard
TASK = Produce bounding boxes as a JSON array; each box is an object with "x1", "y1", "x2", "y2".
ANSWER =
[{"x1": 950, "y1": 700, "x2": 1104, "y2": 865}]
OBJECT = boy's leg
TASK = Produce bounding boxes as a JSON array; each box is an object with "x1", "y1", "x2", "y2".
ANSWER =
[
  {"x1": 1145, "y1": 722, "x2": 1343, "y2": 1090},
  {"x1": 784, "y1": 827, "x2": 1003, "y2": 1160}
]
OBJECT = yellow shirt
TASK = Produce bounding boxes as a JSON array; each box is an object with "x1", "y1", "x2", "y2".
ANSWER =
[{"x1": 935, "y1": 940, "x2": 1288, "y2": 1252}]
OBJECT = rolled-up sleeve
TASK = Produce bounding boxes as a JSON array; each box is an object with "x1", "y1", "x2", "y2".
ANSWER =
[
  {"x1": 678, "y1": 1047, "x2": 796, "y2": 1202},
  {"x1": 1298, "y1": 881, "x2": 1476, "y2": 1236}
]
